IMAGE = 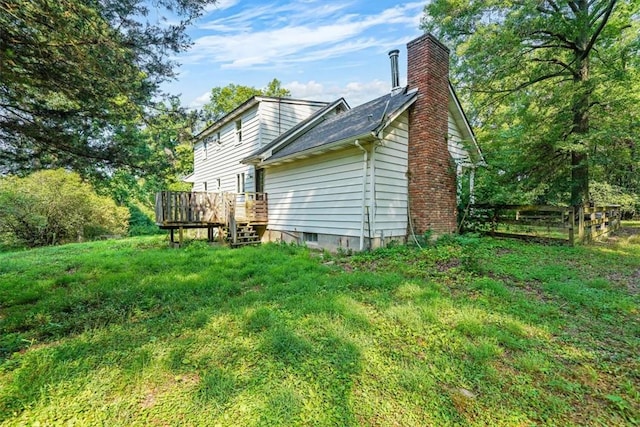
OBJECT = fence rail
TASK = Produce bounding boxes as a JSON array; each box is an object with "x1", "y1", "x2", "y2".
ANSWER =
[{"x1": 463, "y1": 204, "x2": 621, "y2": 245}]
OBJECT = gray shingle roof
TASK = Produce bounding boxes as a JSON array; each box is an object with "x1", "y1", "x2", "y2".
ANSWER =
[
  {"x1": 243, "y1": 98, "x2": 348, "y2": 163},
  {"x1": 267, "y1": 87, "x2": 417, "y2": 161}
]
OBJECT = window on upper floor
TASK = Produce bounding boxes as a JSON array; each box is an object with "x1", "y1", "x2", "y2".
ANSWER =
[
  {"x1": 235, "y1": 119, "x2": 242, "y2": 144},
  {"x1": 236, "y1": 173, "x2": 245, "y2": 193},
  {"x1": 215, "y1": 132, "x2": 221, "y2": 150},
  {"x1": 203, "y1": 140, "x2": 208, "y2": 160}
]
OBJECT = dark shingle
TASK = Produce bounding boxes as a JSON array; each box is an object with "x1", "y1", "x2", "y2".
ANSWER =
[{"x1": 269, "y1": 88, "x2": 416, "y2": 160}]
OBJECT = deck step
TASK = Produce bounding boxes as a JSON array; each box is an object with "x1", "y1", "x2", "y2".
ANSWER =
[{"x1": 227, "y1": 224, "x2": 261, "y2": 247}]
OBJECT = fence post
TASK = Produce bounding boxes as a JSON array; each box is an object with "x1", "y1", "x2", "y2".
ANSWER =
[
  {"x1": 569, "y1": 207, "x2": 575, "y2": 246},
  {"x1": 578, "y1": 205, "x2": 584, "y2": 243}
]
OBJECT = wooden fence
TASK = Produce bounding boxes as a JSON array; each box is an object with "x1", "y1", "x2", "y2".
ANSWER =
[{"x1": 463, "y1": 204, "x2": 621, "y2": 245}]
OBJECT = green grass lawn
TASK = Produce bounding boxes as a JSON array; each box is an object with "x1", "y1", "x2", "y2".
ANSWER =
[{"x1": 0, "y1": 230, "x2": 638, "y2": 426}]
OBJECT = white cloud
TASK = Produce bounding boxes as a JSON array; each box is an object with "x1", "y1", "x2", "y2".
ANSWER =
[
  {"x1": 286, "y1": 79, "x2": 389, "y2": 107},
  {"x1": 184, "y1": 2, "x2": 425, "y2": 69},
  {"x1": 285, "y1": 80, "x2": 326, "y2": 99},
  {"x1": 203, "y1": 0, "x2": 239, "y2": 13},
  {"x1": 189, "y1": 91, "x2": 212, "y2": 109}
]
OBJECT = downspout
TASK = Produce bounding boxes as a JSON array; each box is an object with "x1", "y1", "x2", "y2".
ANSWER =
[
  {"x1": 469, "y1": 167, "x2": 476, "y2": 204},
  {"x1": 355, "y1": 140, "x2": 368, "y2": 251},
  {"x1": 369, "y1": 145, "x2": 376, "y2": 248},
  {"x1": 370, "y1": 131, "x2": 385, "y2": 248}
]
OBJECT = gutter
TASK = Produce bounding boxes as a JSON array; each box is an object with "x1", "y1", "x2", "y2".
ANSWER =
[{"x1": 256, "y1": 132, "x2": 373, "y2": 166}]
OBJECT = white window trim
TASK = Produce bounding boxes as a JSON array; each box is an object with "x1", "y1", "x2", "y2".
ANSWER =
[
  {"x1": 235, "y1": 120, "x2": 242, "y2": 145},
  {"x1": 236, "y1": 173, "x2": 245, "y2": 193}
]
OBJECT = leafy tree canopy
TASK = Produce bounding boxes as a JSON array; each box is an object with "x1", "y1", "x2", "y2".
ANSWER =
[
  {"x1": 423, "y1": 0, "x2": 640, "y2": 206},
  {"x1": 202, "y1": 78, "x2": 291, "y2": 123},
  {"x1": 0, "y1": 0, "x2": 216, "y2": 175}
]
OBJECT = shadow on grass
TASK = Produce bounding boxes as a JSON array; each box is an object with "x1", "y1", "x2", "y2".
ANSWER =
[
  {"x1": 0, "y1": 239, "x2": 370, "y2": 423},
  {"x1": 1, "y1": 236, "x2": 638, "y2": 424}
]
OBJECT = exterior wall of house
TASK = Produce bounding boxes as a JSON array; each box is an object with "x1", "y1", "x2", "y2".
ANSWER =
[
  {"x1": 193, "y1": 100, "x2": 325, "y2": 193},
  {"x1": 372, "y1": 111, "x2": 410, "y2": 244},
  {"x1": 264, "y1": 145, "x2": 367, "y2": 246},
  {"x1": 447, "y1": 109, "x2": 472, "y2": 167},
  {"x1": 262, "y1": 112, "x2": 412, "y2": 251},
  {"x1": 407, "y1": 34, "x2": 458, "y2": 235},
  {"x1": 259, "y1": 101, "x2": 323, "y2": 146},
  {"x1": 193, "y1": 107, "x2": 259, "y2": 193}
]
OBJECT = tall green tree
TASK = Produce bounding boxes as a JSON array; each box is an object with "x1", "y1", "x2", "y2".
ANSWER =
[
  {"x1": 423, "y1": 0, "x2": 640, "y2": 206},
  {"x1": 0, "y1": 0, "x2": 216, "y2": 175},
  {"x1": 91, "y1": 97, "x2": 198, "y2": 214},
  {"x1": 202, "y1": 78, "x2": 291, "y2": 123}
]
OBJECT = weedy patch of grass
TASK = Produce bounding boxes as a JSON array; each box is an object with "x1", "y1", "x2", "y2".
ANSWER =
[{"x1": 1, "y1": 229, "x2": 638, "y2": 426}]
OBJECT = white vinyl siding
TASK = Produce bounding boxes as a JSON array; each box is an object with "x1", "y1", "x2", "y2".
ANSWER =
[
  {"x1": 192, "y1": 99, "x2": 326, "y2": 193},
  {"x1": 265, "y1": 111, "x2": 410, "y2": 240},
  {"x1": 193, "y1": 107, "x2": 259, "y2": 192},
  {"x1": 447, "y1": 108, "x2": 473, "y2": 167},
  {"x1": 259, "y1": 101, "x2": 324, "y2": 146},
  {"x1": 265, "y1": 146, "x2": 368, "y2": 237},
  {"x1": 372, "y1": 111, "x2": 409, "y2": 238}
]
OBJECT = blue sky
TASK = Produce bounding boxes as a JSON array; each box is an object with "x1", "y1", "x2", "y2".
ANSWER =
[{"x1": 163, "y1": 0, "x2": 426, "y2": 108}]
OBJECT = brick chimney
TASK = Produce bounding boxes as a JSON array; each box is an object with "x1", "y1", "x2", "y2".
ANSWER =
[{"x1": 407, "y1": 34, "x2": 457, "y2": 235}]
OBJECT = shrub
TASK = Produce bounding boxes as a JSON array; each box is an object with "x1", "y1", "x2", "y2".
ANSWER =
[
  {"x1": 0, "y1": 170, "x2": 129, "y2": 247},
  {"x1": 590, "y1": 181, "x2": 638, "y2": 219},
  {"x1": 127, "y1": 203, "x2": 163, "y2": 236}
]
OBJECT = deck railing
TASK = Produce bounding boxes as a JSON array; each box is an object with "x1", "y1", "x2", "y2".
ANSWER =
[
  {"x1": 155, "y1": 191, "x2": 268, "y2": 227},
  {"x1": 462, "y1": 204, "x2": 621, "y2": 245}
]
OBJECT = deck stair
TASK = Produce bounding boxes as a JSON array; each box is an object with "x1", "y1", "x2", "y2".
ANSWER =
[{"x1": 229, "y1": 223, "x2": 261, "y2": 247}]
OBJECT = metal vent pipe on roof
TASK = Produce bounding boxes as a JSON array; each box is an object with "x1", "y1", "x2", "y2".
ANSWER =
[{"x1": 388, "y1": 49, "x2": 400, "y2": 90}]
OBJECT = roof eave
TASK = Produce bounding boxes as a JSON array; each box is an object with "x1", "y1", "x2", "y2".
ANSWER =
[
  {"x1": 448, "y1": 83, "x2": 486, "y2": 166},
  {"x1": 258, "y1": 132, "x2": 374, "y2": 166}
]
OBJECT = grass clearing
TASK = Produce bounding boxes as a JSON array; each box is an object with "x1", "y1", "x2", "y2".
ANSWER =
[{"x1": 1, "y1": 228, "x2": 638, "y2": 426}]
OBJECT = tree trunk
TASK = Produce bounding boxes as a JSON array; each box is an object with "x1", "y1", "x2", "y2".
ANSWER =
[{"x1": 571, "y1": 6, "x2": 591, "y2": 207}]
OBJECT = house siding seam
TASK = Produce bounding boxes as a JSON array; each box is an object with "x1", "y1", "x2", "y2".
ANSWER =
[{"x1": 407, "y1": 34, "x2": 457, "y2": 235}]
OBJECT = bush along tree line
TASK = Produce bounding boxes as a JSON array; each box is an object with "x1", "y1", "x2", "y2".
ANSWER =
[
  {"x1": 0, "y1": 170, "x2": 129, "y2": 247},
  {"x1": 423, "y1": 0, "x2": 640, "y2": 217}
]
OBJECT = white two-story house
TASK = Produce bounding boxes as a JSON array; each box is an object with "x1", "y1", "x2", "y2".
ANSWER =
[{"x1": 158, "y1": 34, "x2": 484, "y2": 250}]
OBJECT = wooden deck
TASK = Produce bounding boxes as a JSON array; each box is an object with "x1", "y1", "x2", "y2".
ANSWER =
[
  {"x1": 155, "y1": 191, "x2": 268, "y2": 227},
  {"x1": 154, "y1": 191, "x2": 268, "y2": 246}
]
